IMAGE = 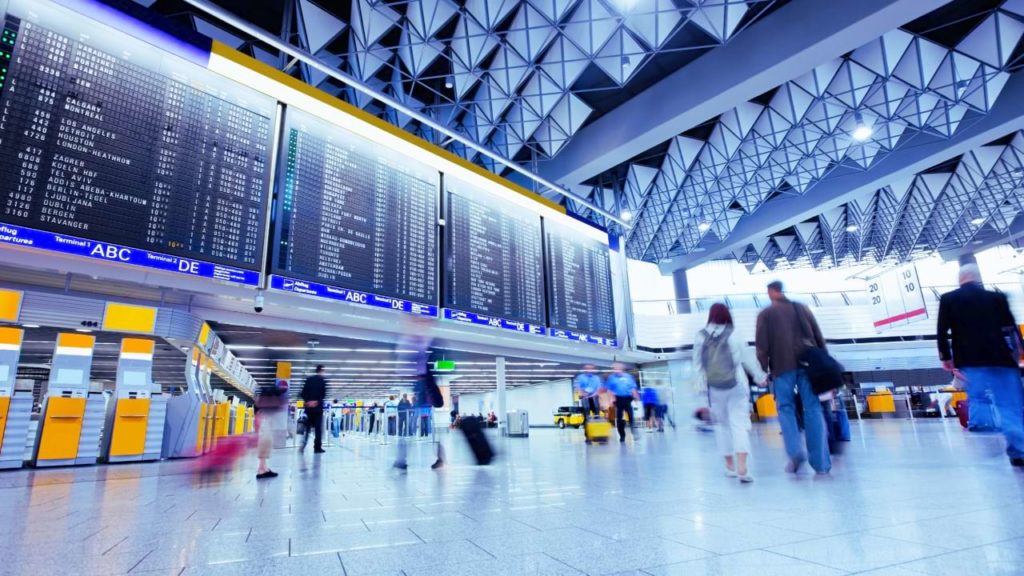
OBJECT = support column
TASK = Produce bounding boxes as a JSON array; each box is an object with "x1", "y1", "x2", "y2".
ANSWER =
[
  {"x1": 496, "y1": 356, "x2": 506, "y2": 436},
  {"x1": 672, "y1": 268, "x2": 691, "y2": 314}
]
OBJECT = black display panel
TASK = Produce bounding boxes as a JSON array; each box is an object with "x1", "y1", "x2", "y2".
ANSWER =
[
  {"x1": 0, "y1": 3, "x2": 276, "y2": 271},
  {"x1": 444, "y1": 178, "x2": 545, "y2": 326},
  {"x1": 273, "y1": 106, "x2": 438, "y2": 305},
  {"x1": 545, "y1": 221, "x2": 616, "y2": 339}
]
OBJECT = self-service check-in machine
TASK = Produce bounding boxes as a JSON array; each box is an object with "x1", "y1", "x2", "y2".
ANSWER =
[
  {"x1": 162, "y1": 347, "x2": 213, "y2": 458},
  {"x1": 100, "y1": 338, "x2": 167, "y2": 463},
  {"x1": 0, "y1": 326, "x2": 31, "y2": 470},
  {"x1": 33, "y1": 333, "x2": 104, "y2": 467},
  {"x1": 212, "y1": 389, "x2": 231, "y2": 441}
]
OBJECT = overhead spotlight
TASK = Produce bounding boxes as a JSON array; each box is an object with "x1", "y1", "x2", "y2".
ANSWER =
[
  {"x1": 444, "y1": 74, "x2": 454, "y2": 90},
  {"x1": 845, "y1": 224, "x2": 859, "y2": 232},
  {"x1": 621, "y1": 55, "x2": 631, "y2": 70},
  {"x1": 971, "y1": 217, "x2": 985, "y2": 225},
  {"x1": 697, "y1": 222, "x2": 711, "y2": 232},
  {"x1": 851, "y1": 111, "x2": 873, "y2": 142},
  {"x1": 621, "y1": 209, "x2": 632, "y2": 222}
]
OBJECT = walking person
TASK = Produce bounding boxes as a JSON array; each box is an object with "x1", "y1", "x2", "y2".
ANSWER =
[
  {"x1": 641, "y1": 385, "x2": 660, "y2": 432},
  {"x1": 394, "y1": 323, "x2": 446, "y2": 470},
  {"x1": 756, "y1": 281, "x2": 831, "y2": 474},
  {"x1": 695, "y1": 303, "x2": 767, "y2": 483},
  {"x1": 937, "y1": 264, "x2": 1024, "y2": 467},
  {"x1": 255, "y1": 379, "x2": 287, "y2": 479},
  {"x1": 299, "y1": 365, "x2": 327, "y2": 454},
  {"x1": 574, "y1": 364, "x2": 603, "y2": 442},
  {"x1": 605, "y1": 362, "x2": 639, "y2": 442}
]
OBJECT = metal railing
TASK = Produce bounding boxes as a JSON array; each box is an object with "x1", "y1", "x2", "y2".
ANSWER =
[{"x1": 315, "y1": 407, "x2": 440, "y2": 447}]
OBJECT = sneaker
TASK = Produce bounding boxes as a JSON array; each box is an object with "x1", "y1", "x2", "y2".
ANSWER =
[
  {"x1": 431, "y1": 459, "x2": 444, "y2": 470},
  {"x1": 392, "y1": 462, "x2": 407, "y2": 470},
  {"x1": 314, "y1": 449, "x2": 326, "y2": 454},
  {"x1": 1010, "y1": 458, "x2": 1024, "y2": 467},
  {"x1": 256, "y1": 470, "x2": 278, "y2": 479},
  {"x1": 724, "y1": 469, "x2": 738, "y2": 478},
  {"x1": 784, "y1": 457, "x2": 805, "y2": 474},
  {"x1": 738, "y1": 475, "x2": 754, "y2": 484}
]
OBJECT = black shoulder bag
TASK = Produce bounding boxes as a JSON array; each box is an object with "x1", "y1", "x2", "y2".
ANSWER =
[{"x1": 792, "y1": 302, "x2": 844, "y2": 395}]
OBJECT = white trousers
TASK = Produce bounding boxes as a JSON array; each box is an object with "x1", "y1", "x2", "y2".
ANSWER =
[{"x1": 709, "y1": 385, "x2": 752, "y2": 456}]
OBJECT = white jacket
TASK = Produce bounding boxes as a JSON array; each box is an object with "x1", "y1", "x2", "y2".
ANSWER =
[{"x1": 693, "y1": 323, "x2": 767, "y2": 392}]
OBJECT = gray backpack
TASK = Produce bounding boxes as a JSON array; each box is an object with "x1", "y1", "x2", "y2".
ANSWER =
[{"x1": 700, "y1": 327, "x2": 738, "y2": 389}]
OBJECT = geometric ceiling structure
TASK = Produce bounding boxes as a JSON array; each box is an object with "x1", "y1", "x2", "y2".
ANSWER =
[{"x1": 140, "y1": 0, "x2": 1024, "y2": 272}]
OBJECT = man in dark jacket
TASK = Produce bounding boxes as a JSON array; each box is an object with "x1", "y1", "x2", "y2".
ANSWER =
[
  {"x1": 756, "y1": 281, "x2": 830, "y2": 474},
  {"x1": 937, "y1": 264, "x2": 1024, "y2": 467},
  {"x1": 300, "y1": 365, "x2": 327, "y2": 454}
]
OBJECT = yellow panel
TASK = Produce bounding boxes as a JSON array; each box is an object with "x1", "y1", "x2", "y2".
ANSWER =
[
  {"x1": 0, "y1": 396, "x2": 9, "y2": 449},
  {"x1": 867, "y1": 392, "x2": 896, "y2": 413},
  {"x1": 103, "y1": 303, "x2": 157, "y2": 334},
  {"x1": 38, "y1": 397, "x2": 86, "y2": 461},
  {"x1": 109, "y1": 399, "x2": 150, "y2": 457},
  {"x1": 198, "y1": 323, "x2": 211, "y2": 347},
  {"x1": 276, "y1": 362, "x2": 291, "y2": 380},
  {"x1": 196, "y1": 403, "x2": 207, "y2": 454},
  {"x1": 57, "y1": 333, "x2": 95, "y2": 349},
  {"x1": 210, "y1": 42, "x2": 565, "y2": 215},
  {"x1": 214, "y1": 403, "x2": 231, "y2": 438},
  {"x1": 0, "y1": 326, "x2": 23, "y2": 346},
  {"x1": 0, "y1": 289, "x2": 21, "y2": 323},
  {"x1": 121, "y1": 338, "x2": 155, "y2": 355},
  {"x1": 756, "y1": 394, "x2": 778, "y2": 418},
  {"x1": 233, "y1": 407, "x2": 246, "y2": 435}
]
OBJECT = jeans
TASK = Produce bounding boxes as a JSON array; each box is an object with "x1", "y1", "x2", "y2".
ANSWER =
[
  {"x1": 301, "y1": 407, "x2": 323, "y2": 451},
  {"x1": 614, "y1": 396, "x2": 635, "y2": 440},
  {"x1": 963, "y1": 371, "x2": 998, "y2": 431},
  {"x1": 959, "y1": 367, "x2": 1024, "y2": 459},
  {"x1": 773, "y1": 370, "x2": 830, "y2": 473}
]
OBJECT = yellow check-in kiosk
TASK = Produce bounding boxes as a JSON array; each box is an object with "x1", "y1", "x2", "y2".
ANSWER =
[
  {"x1": 100, "y1": 338, "x2": 167, "y2": 463},
  {"x1": 0, "y1": 325, "x2": 31, "y2": 470},
  {"x1": 244, "y1": 406, "x2": 255, "y2": 433},
  {"x1": 33, "y1": 333, "x2": 104, "y2": 467},
  {"x1": 231, "y1": 398, "x2": 246, "y2": 436},
  {"x1": 212, "y1": 389, "x2": 231, "y2": 441},
  {"x1": 162, "y1": 347, "x2": 214, "y2": 458}
]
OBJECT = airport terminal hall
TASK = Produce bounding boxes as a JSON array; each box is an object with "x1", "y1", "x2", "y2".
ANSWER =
[{"x1": 6, "y1": 0, "x2": 1024, "y2": 574}]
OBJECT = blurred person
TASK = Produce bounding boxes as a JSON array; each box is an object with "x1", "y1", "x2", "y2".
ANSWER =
[
  {"x1": 574, "y1": 364, "x2": 604, "y2": 442},
  {"x1": 756, "y1": 281, "x2": 830, "y2": 475},
  {"x1": 695, "y1": 303, "x2": 767, "y2": 483},
  {"x1": 641, "y1": 384, "x2": 660, "y2": 432},
  {"x1": 398, "y1": 394, "x2": 411, "y2": 435},
  {"x1": 937, "y1": 264, "x2": 1024, "y2": 467},
  {"x1": 606, "y1": 362, "x2": 639, "y2": 442},
  {"x1": 299, "y1": 365, "x2": 328, "y2": 454},
  {"x1": 394, "y1": 319, "x2": 445, "y2": 470},
  {"x1": 255, "y1": 379, "x2": 287, "y2": 479}
]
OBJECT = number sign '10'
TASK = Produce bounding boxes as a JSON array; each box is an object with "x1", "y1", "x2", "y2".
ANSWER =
[{"x1": 867, "y1": 264, "x2": 928, "y2": 332}]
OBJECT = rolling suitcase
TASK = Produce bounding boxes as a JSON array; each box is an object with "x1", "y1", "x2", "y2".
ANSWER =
[
  {"x1": 584, "y1": 417, "x2": 612, "y2": 442},
  {"x1": 460, "y1": 416, "x2": 494, "y2": 465}
]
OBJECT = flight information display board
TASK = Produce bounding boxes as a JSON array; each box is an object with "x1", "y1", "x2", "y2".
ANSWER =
[
  {"x1": 271, "y1": 106, "x2": 438, "y2": 313},
  {"x1": 0, "y1": 0, "x2": 276, "y2": 285},
  {"x1": 545, "y1": 221, "x2": 616, "y2": 343},
  {"x1": 444, "y1": 178, "x2": 545, "y2": 333}
]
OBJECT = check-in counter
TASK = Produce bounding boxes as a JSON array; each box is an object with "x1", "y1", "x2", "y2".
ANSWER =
[
  {"x1": 101, "y1": 338, "x2": 167, "y2": 463},
  {"x1": 33, "y1": 333, "x2": 104, "y2": 467},
  {"x1": 867, "y1": 390, "x2": 897, "y2": 416},
  {"x1": 163, "y1": 348, "x2": 214, "y2": 458},
  {"x1": 0, "y1": 327, "x2": 31, "y2": 470}
]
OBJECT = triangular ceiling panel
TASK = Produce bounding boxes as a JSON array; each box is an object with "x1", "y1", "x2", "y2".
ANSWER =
[{"x1": 297, "y1": 0, "x2": 346, "y2": 54}]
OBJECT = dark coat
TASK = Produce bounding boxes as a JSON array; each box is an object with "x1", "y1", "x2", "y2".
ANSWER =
[
  {"x1": 937, "y1": 282, "x2": 1020, "y2": 369},
  {"x1": 755, "y1": 299, "x2": 826, "y2": 375}
]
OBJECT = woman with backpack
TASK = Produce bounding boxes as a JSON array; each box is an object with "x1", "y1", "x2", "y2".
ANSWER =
[{"x1": 693, "y1": 303, "x2": 767, "y2": 483}]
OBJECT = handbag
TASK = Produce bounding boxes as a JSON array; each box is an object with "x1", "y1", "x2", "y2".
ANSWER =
[{"x1": 792, "y1": 302, "x2": 844, "y2": 395}]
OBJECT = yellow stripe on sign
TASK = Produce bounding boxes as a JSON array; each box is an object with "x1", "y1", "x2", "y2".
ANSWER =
[
  {"x1": 103, "y1": 303, "x2": 157, "y2": 334},
  {"x1": 121, "y1": 338, "x2": 155, "y2": 356},
  {"x1": 209, "y1": 41, "x2": 566, "y2": 215},
  {"x1": 0, "y1": 326, "x2": 23, "y2": 347},
  {"x1": 57, "y1": 333, "x2": 96, "y2": 349},
  {"x1": 0, "y1": 289, "x2": 22, "y2": 322}
]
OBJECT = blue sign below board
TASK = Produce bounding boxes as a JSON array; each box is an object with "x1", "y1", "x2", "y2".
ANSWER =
[
  {"x1": 0, "y1": 222, "x2": 260, "y2": 286},
  {"x1": 269, "y1": 275, "x2": 439, "y2": 317},
  {"x1": 549, "y1": 328, "x2": 618, "y2": 348},
  {"x1": 443, "y1": 309, "x2": 546, "y2": 336}
]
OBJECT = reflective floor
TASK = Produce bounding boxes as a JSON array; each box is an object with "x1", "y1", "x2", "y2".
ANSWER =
[{"x1": 2, "y1": 419, "x2": 1023, "y2": 576}]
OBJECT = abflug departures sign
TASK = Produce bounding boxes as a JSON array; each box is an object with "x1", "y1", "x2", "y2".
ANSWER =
[
  {"x1": 269, "y1": 106, "x2": 439, "y2": 316},
  {"x1": 0, "y1": 0, "x2": 276, "y2": 285},
  {"x1": 545, "y1": 220, "x2": 617, "y2": 345}
]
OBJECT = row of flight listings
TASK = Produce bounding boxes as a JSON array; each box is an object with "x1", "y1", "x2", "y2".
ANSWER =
[{"x1": 0, "y1": 0, "x2": 617, "y2": 346}]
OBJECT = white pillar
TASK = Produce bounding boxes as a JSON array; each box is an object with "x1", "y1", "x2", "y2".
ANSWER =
[{"x1": 496, "y1": 356, "x2": 507, "y2": 436}]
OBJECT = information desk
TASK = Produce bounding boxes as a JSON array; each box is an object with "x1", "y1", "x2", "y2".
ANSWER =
[{"x1": 0, "y1": 0, "x2": 276, "y2": 285}]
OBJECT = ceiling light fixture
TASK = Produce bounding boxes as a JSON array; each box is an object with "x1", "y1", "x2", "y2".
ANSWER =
[
  {"x1": 851, "y1": 112, "x2": 873, "y2": 142},
  {"x1": 22, "y1": 324, "x2": 40, "y2": 328},
  {"x1": 845, "y1": 225, "x2": 859, "y2": 232},
  {"x1": 621, "y1": 209, "x2": 632, "y2": 222},
  {"x1": 444, "y1": 74, "x2": 454, "y2": 90},
  {"x1": 697, "y1": 222, "x2": 711, "y2": 232},
  {"x1": 971, "y1": 217, "x2": 985, "y2": 225}
]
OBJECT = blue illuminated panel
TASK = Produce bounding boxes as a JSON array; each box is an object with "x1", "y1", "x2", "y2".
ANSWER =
[
  {"x1": 269, "y1": 275, "x2": 438, "y2": 317},
  {"x1": 0, "y1": 222, "x2": 259, "y2": 285},
  {"x1": 549, "y1": 328, "x2": 617, "y2": 348},
  {"x1": 443, "y1": 309, "x2": 546, "y2": 336}
]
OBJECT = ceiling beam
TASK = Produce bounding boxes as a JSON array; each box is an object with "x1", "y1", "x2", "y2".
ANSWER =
[
  {"x1": 535, "y1": 0, "x2": 948, "y2": 189},
  {"x1": 659, "y1": 72, "x2": 1024, "y2": 273}
]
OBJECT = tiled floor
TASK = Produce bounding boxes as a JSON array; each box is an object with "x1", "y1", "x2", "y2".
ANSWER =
[{"x1": 2, "y1": 419, "x2": 1023, "y2": 576}]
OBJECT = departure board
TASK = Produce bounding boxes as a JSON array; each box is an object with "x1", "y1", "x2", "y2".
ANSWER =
[
  {"x1": 272, "y1": 106, "x2": 438, "y2": 307},
  {"x1": 445, "y1": 178, "x2": 545, "y2": 329},
  {"x1": 545, "y1": 221, "x2": 616, "y2": 340},
  {"x1": 0, "y1": 1, "x2": 276, "y2": 278}
]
